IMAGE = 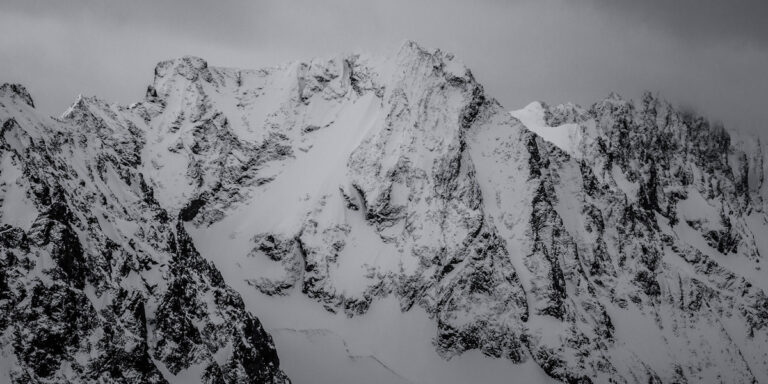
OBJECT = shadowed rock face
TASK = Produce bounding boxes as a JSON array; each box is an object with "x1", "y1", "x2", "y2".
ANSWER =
[{"x1": 2, "y1": 41, "x2": 768, "y2": 384}]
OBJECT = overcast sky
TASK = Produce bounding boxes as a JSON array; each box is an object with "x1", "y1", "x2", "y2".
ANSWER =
[{"x1": 1, "y1": 0, "x2": 766, "y2": 133}]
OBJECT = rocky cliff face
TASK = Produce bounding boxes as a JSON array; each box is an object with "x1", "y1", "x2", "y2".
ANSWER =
[
  {"x1": 2, "y1": 41, "x2": 767, "y2": 383},
  {"x1": 0, "y1": 84, "x2": 288, "y2": 383}
]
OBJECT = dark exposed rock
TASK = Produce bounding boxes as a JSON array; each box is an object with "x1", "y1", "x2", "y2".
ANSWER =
[{"x1": 0, "y1": 83, "x2": 35, "y2": 108}]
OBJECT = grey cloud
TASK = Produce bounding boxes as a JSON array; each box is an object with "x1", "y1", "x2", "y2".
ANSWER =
[
  {"x1": 588, "y1": 0, "x2": 768, "y2": 48},
  {"x1": 0, "y1": 0, "x2": 765, "y2": 133}
]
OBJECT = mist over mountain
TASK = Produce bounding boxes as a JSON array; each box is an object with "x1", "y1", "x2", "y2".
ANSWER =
[{"x1": 3, "y1": 0, "x2": 767, "y2": 135}]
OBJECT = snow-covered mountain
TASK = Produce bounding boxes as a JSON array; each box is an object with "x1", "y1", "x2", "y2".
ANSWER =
[{"x1": 2, "y1": 41, "x2": 768, "y2": 383}]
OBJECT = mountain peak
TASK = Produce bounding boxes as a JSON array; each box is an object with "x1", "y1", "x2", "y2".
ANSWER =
[
  {"x1": 149, "y1": 55, "x2": 216, "y2": 102},
  {"x1": 60, "y1": 94, "x2": 106, "y2": 119},
  {"x1": 0, "y1": 83, "x2": 35, "y2": 108},
  {"x1": 601, "y1": 91, "x2": 630, "y2": 106},
  {"x1": 154, "y1": 56, "x2": 211, "y2": 82},
  {"x1": 393, "y1": 40, "x2": 474, "y2": 88},
  {"x1": 397, "y1": 39, "x2": 431, "y2": 58}
]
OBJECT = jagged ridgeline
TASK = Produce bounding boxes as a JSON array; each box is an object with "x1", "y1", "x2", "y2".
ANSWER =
[
  {"x1": 2, "y1": 41, "x2": 768, "y2": 383},
  {"x1": 0, "y1": 82, "x2": 289, "y2": 383}
]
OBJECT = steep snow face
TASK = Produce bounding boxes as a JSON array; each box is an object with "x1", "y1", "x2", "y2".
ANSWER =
[
  {"x1": 3, "y1": 40, "x2": 768, "y2": 384},
  {"x1": 510, "y1": 101, "x2": 598, "y2": 158}
]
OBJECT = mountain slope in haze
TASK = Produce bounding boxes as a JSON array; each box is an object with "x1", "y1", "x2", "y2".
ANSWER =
[{"x1": 2, "y1": 41, "x2": 768, "y2": 383}]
